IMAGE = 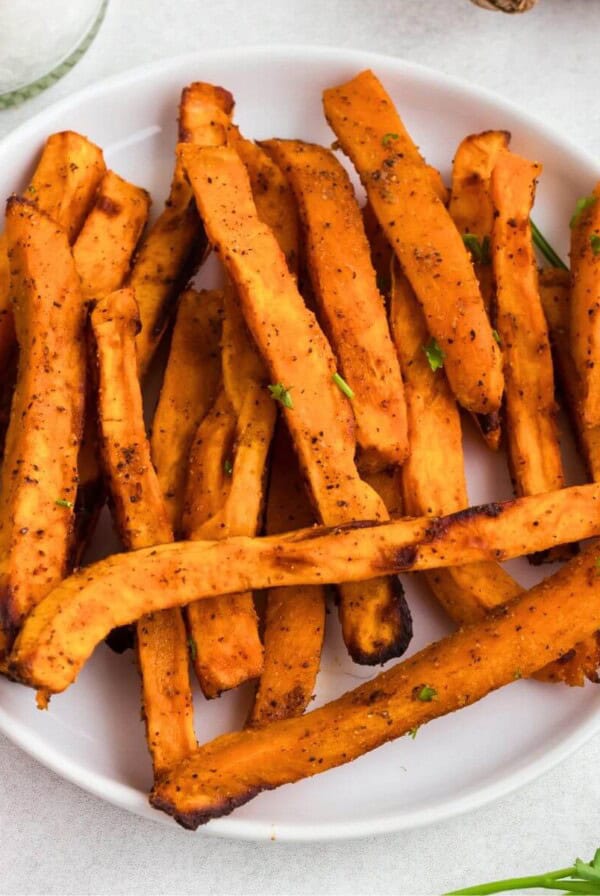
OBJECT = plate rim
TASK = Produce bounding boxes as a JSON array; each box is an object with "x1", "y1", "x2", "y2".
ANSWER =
[{"x1": 1, "y1": 43, "x2": 599, "y2": 842}]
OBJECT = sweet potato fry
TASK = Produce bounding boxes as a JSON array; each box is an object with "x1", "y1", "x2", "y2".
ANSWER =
[
  {"x1": 0, "y1": 199, "x2": 86, "y2": 644},
  {"x1": 390, "y1": 262, "x2": 522, "y2": 622},
  {"x1": 182, "y1": 290, "x2": 272, "y2": 697},
  {"x1": 0, "y1": 131, "x2": 105, "y2": 374},
  {"x1": 73, "y1": 170, "x2": 150, "y2": 299},
  {"x1": 540, "y1": 268, "x2": 600, "y2": 481},
  {"x1": 490, "y1": 149, "x2": 566, "y2": 511},
  {"x1": 11, "y1": 478, "x2": 600, "y2": 695},
  {"x1": 323, "y1": 70, "x2": 503, "y2": 415},
  {"x1": 449, "y1": 130, "x2": 510, "y2": 450},
  {"x1": 130, "y1": 83, "x2": 233, "y2": 376},
  {"x1": 150, "y1": 289, "x2": 223, "y2": 532},
  {"x1": 261, "y1": 139, "x2": 408, "y2": 472},
  {"x1": 248, "y1": 424, "x2": 325, "y2": 727},
  {"x1": 570, "y1": 182, "x2": 600, "y2": 427},
  {"x1": 90, "y1": 288, "x2": 195, "y2": 776},
  {"x1": 180, "y1": 142, "x2": 410, "y2": 665},
  {"x1": 150, "y1": 541, "x2": 600, "y2": 829}
]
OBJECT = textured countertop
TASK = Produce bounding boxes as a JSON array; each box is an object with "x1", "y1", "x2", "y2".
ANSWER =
[{"x1": 1, "y1": 1, "x2": 599, "y2": 893}]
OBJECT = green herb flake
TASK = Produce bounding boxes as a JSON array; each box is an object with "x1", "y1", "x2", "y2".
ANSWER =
[
  {"x1": 423, "y1": 338, "x2": 445, "y2": 372},
  {"x1": 188, "y1": 637, "x2": 197, "y2": 662},
  {"x1": 381, "y1": 132, "x2": 399, "y2": 147},
  {"x1": 416, "y1": 685, "x2": 437, "y2": 702},
  {"x1": 223, "y1": 458, "x2": 233, "y2": 476},
  {"x1": 513, "y1": 668, "x2": 522, "y2": 680},
  {"x1": 570, "y1": 195, "x2": 597, "y2": 229},
  {"x1": 463, "y1": 233, "x2": 490, "y2": 265},
  {"x1": 591, "y1": 234, "x2": 600, "y2": 256},
  {"x1": 55, "y1": 498, "x2": 74, "y2": 509},
  {"x1": 332, "y1": 372, "x2": 355, "y2": 400},
  {"x1": 407, "y1": 725, "x2": 419, "y2": 740},
  {"x1": 530, "y1": 219, "x2": 569, "y2": 271},
  {"x1": 27, "y1": 184, "x2": 36, "y2": 195},
  {"x1": 492, "y1": 329, "x2": 501, "y2": 346},
  {"x1": 268, "y1": 383, "x2": 293, "y2": 409}
]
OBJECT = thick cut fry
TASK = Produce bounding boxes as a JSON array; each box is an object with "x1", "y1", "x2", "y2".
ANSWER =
[
  {"x1": 249, "y1": 424, "x2": 325, "y2": 727},
  {"x1": 180, "y1": 143, "x2": 410, "y2": 666},
  {"x1": 182, "y1": 292, "x2": 272, "y2": 697},
  {"x1": 0, "y1": 131, "x2": 105, "y2": 373},
  {"x1": 73, "y1": 170, "x2": 150, "y2": 299},
  {"x1": 11, "y1": 478, "x2": 600, "y2": 695},
  {"x1": 540, "y1": 268, "x2": 600, "y2": 481},
  {"x1": 0, "y1": 200, "x2": 86, "y2": 644},
  {"x1": 130, "y1": 83, "x2": 233, "y2": 375},
  {"x1": 449, "y1": 130, "x2": 511, "y2": 450},
  {"x1": 570, "y1": 182, "x2": 600, "y2": 427},
  {"x1": 491, "y1": 149, "x2": 565, "y2": 506},
  {"x1": 391, "y1": 263, "x2": 522, "y2": 622},
  {"x1": 90, "y1": 289, "x2": 195, "y2": 776},
  {"x1": 323, "y1": 70, "x2": 503, "y2": 415},
  {"x1": 261, "y1": 139, "x2": 408, "y2": 472},
  {"x1": 150, "y1": 542, "x2": 600, "y2": 829},
  {"x1": 151, "y1": 289, "x2": 223, "y2": 532}
]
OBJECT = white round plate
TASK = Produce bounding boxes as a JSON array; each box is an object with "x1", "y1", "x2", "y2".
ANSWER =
[{"x1": 0, "y1": 46, "x2": 599, "y2": 842}]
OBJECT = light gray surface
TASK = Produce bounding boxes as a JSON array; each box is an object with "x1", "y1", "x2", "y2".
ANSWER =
[{"x1": 1, "y1": 1, "x2": 599, "y2": 893}]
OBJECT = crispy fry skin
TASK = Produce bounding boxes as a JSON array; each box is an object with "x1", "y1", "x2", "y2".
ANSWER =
[
  {"x1": 391, "y1": 262, "x2": 522, "y2": 622},
  {"x1": 261, "y1": 139, "x2": 408, "y2": 472},
  {"x1": 570, "y1": 182, "x2": 600, "y2": 427},
  {"x1": 323, "y1": 70, "x2": 503, "y2": 415},
  {"x1": 150, "y1": 289, "x2": 223, "y2": 532},
  {"x1": 449, "y1": 130, "x2": 510, "y2": 450},
  {"x1": 490, "y1": 150, "x2": 565, "y2": 502},
  {"x1": 182, "y1": 291, "x2": 271, "y2": 697},
  {"x1": 0, "y1": 131, "x2": 105, "y2": 374},
  {"x1": 90, "y1": 289, "x2": 195, "y2": 776},
  {"x1": 11, "y1": 479, "x2": 600, "y2": 694},
  {"x1": 228, "y1": 128, "x2": 300, "y2": 275},
  {"x1": 180, "y1": 143, "x2": 410, "y2": 665},
  {"x1": 249, "y1": 424, "x2": 325, "y2": 727},
  {"x1": 540, "y1": 268, "x2": 600, "y2": 481},
  {"x1": 73, "y1": 170, "x2": 150, "y2": 299},
  {"x1": 150, "y1": 542, "x2": 600, "y2": 829},
  {"x1": 0, "y1": 200, "x2": 86, "y2": 643},
  {"x1": 130, "y1": 83, "x2": 233, "y2": 376}
]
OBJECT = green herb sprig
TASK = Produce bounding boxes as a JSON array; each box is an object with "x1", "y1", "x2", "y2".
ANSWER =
[
  {"x1": 444, "y1": 847, "x2": 600, "y2": 895},
  {"x1": 463, "y1": 233, "x2": 491, "y2": 265},
  {"x1": 268, "y1": 383, "x2": 293, "y2": 409},
  {"x1": 590, "y1": 234, "x2": 600, "y2": 256},
  {"x1": 530, "y1": 220, "x2": 568, "y2": 271},
  {"x1": 55, "y1": 498, "x2": 74, "y2": 509},
  {"x1": 423, "y1": 338, "x2": 445, "y2": 372},
  {"x1": 381, "y1": 132, "x2": 399, "y2": 147},
  {"x1": 332, "y1": 372, "x2": 354, "y2": 399},
  {"x1": 570, "y1": 195, "x2": 597, "y2": 229},
  {"x1": 416, "y1": 685, "x2": 437, "y2": 702}
]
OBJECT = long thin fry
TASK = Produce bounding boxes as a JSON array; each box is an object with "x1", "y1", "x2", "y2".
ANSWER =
[
  {"x1": 570, "y1": 181, "x2": 600, "y2": 427},
  {"x1": 90, "y1": 289, "x2": 195, "y2": 776},
  {"x1": 180, "y1": 142, "x2": 411, "y2": 666},
  {"x1": 150, "y1": 289, "x2": 223, "y2": 533},
  {"x1": 150, "y1": 542, "x2": 600, "y2": 829},
  {"x1": 182, "y1": 290, "x2": 271, "y2": 697},
  {"x1": 11, "y1": 477, "x2": 600, "y2": 695},
  {"x1": 248, "y1": 424, "x2": 325, "y2": 727},
  {"x1": 261, "y1": 138, "x2": 408, "y2": 472},
  {"x1": 323, "y1": 70, "x2": 504, "y2": 415},
  {"x1": 0, "y1": 200, "x2": 86, "y2": 643}
]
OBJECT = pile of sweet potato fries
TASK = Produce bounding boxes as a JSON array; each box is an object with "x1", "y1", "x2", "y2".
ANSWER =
[{"x1": 1, "y1": 70, "x2": 600, "y2": 829}]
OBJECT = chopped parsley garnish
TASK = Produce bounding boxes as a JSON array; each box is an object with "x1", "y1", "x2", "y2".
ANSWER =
[
  {"x1": 570, "y1": 195, "x2": 597, "y2": 229},
  {"x1": 591, "y1": 234, "x2": 600, "y2": 256},
  {"x1": 188, "y1": 637, "x2": 197, "y2": 662},
  {"x1": 332, "y1": 372, "x2": 354, "y2": 399},
  {"x1": 463, "y1": 233, "x2": 491, "y2": 265},
  {"x1": 27, "y1": 184, "x2": 36, "y2": 195},
  {"x1": 268, "y1": 383, "x2": 293, "y2": 409},
  {"x1": 492, "y1": 329, "x2": 501, "y2": 346},
  {"x1": 416, "y1": 685, "x2": 437, "y2": 702},
  {"x1": 423, "y1": 338, "x2": 445, "y2": 372},
  {"x1": 223, "y1": 458, "x2": 233, "y2": 476},
  {"x1": 55, "y1": 498, "x2": 73, "y2": 509},
  {"x1": 408, "y1": 725, "x2": 419, "y2": 739},
  {"x1": 381, "y1": 132, "x2": 399, "y2": 147}
]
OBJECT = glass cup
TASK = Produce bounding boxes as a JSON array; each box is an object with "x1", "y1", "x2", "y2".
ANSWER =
[{"x1": 0, "y1": 0, "x2": 108, "y2": 109}]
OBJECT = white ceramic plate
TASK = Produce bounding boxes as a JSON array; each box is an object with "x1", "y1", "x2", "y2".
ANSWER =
[{"x1": 1, "y1": 45, "x2": 599, "y2": 842}]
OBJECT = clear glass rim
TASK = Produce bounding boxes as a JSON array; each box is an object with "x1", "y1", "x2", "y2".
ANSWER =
[{"x1": 0, "y1": 0, "x2": 109, "y2": 110}]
